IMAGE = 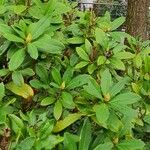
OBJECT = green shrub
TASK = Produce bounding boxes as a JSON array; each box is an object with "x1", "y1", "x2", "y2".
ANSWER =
[{"x1": 0, "y1": 0, "x2": 150, "y2": 149}]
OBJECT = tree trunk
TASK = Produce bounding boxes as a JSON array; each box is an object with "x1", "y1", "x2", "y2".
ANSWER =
[{"x1": 126, "y1": 0, "x2": 149, "y2": 40}]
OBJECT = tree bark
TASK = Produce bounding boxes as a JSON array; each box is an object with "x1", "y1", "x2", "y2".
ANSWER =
[{"x1": 126, "y1": 0, "x2": 149, "y2": 40}]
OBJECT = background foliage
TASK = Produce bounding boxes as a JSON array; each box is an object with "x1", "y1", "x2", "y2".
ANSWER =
[{"x1": 0, "y1": 0, "x2": 150, "y2": 149}]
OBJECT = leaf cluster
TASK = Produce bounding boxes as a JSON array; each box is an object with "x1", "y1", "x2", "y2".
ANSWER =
[{"x1": 0, "y1": 0, "x2": 149, "y2": 149}]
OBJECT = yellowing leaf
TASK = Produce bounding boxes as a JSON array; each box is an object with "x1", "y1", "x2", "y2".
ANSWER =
[
  {"x1": 26, "y1": 33, "x2": 32, "y2": 44},
  {"x1": 6, "y1": 82, "x2": 34, "y2": 99}
]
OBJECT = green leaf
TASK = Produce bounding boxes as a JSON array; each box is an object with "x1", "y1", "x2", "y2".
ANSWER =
[
  {"x1": 8, "y1": 49, "x2": 25, "y2": 71},
  {"x1": 39, "y1": 120, "x2": 54, "y2": 139},
  {"x1": 54, "y1": 101, "x2": 62, "y2": 120},
  {"x1": 87, "y1": 64, "x2": 96, "y2": 74},
  {"x1": 0, "y1": 69, "x2": 9, "y2": 77},
  {"x1": 117, "y1": 139, "x2": 145, "y2": 150},
  {"x1": 9, "y1": 114, "x2": 24, "y2": 130},
  {"x1": 51, "y1": 68, "x2": 62, "y2": 85},
  {"x1": 85, "y1": 39, "x2": 92, "y2": 55},
  {"x1": 20, "y1": 68, "x2": 35, "y2": 76},
  {"x1": 29, "y1": 15, "x2": 51, "y2": 40},
  {"x1": 110, "y1": 103, "x2": 137, "y2": 118},
  {"x1": 94, "y1": 142, "x2": 113, "y2": 150},
  {"x1": 67, "y1": 74, "x2": 90, "y2": 90},
  {"x1": 109, "y1": 77, "x2": 130, "y2": 97},
  {"x1": 100, "y1": 69, "x2": 113, "y2": 95},
  {"x1": 2, "y1": 32, "x2": 24, "y2": 43},
  {"x1": 134, "y1": 54, "x2": 142, "y2": 69},
  {"x1": 94, "y1": 103, "x2": 110, "y2": 128},
  {"x1": 110, "y1": 92, "x2": 141, "y2": 105},
  {"x1": 95, "y1": 28, "x2": 109, "y2": 49},
  {"x1": 0, "y1": 83, "x2": 5, "y2": 101},
  {"x1": 114, "y1": 52, "x2": 135, "y2": 60},
  {"x1": 0, "y1": 22, "x2": 24, "y2": 42},
  {"x1": 64, "y1": 133, "x2": 78, "y2": 150},
  {"x1": 0, "y1": 5, "x2": 6, "y2": 14},
  {"x1": 84, "y1": 78, "x2": 102, "y2": 99},
  {"x1": 75, "y1": 61, "x2": 89, "y2": 69},
  {"x1": 53, "y1": 113, "x2": 82, "y2": 133},
  {"x1": 0, "y1": 0, "x2": 5, "y2": 5},
  {"x1": 9, "y1": 5, "x2": 27, "y2": 14},
  {"x1": 61, "y1": 92, "x2": 75, "y2": 109},
  {"x1": 45, "y1": 0, "x2": 57, "y2": 14},
  {"x1": 34, "y1": 38, "x2": 65, "y2": 54},
  {"x1": 107, "y1": 112, "x2": 123, "y2": 132},
  {"x1": 12, "y1": 71, "x2": 24, "y2": 86},
  {"x1": 79, "y1": 119, "x2": 91, "y2": 150},
  {"x1": 67, "y1": 37, "x2": 84, "y2": 44},
  {"x1": 16, "y1": 137, "x2": 35, "y2": 150},
  {"x1": 41, "y1": 97, "x2": 55, "y2": 106},
  {"x1": 0, "y1": 23, "x2": 12, "y2": 34},
  {"x1": 110, "y1": 57, "x2": 125, "y2": 70},
  {"x1": 144, "y1": 114, "x2": 150, "y2": 124},
  {"x1": 62, "y1": 67, "x2": 73, "y2": 84},
  {"x1": 76, "y1": 47, "x2": 89, "y2": 61},
  {"x1": 97, "y1": 56, "x2": 107, "y2": 66},
  {"x1": 0, "y1": 108, "x2": 7, "y2": 124},
  {"x1": 30, "y1": 79, "x2": 49, "y2": 89},
  {"x1": 0, "y1": 41, "x2": 10, "y2": 55},
  {"x1": 36, "y1": 64, "x2": 49, "y2": 83},
  {"x1": 113, "y1": 44, "x2": 128, "y2": 54},
  {"x1": 27, "y1": 43, "x2": 38, "y2": 59},
  {"x1": 111, "y1": 17, "x2": 125, "y2": 30},
  {"x1": 54, "y1": 2, "x2": 71, "y2": 15}
]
